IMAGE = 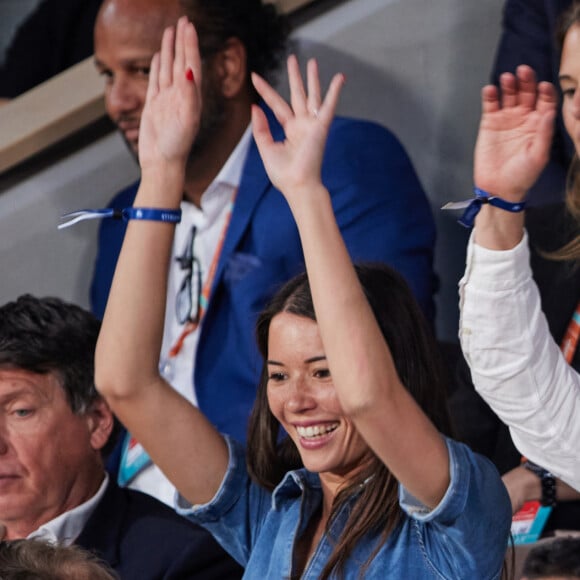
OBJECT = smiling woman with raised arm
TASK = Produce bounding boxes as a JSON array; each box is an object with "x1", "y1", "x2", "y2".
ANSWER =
[
  {"x1": 95, "y1": 16, "x2": 510, "y2": 579},
  {"x1": 460, "y1": 4, "x2": 580, "y2": 493}
]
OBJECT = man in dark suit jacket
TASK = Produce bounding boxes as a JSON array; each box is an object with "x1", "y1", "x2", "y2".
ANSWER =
[
  {"x1": 76, "y1": 479, "x2": 243, "y2": 579},
  {"x1": 491, "y1": 0, "x2": 574, "y2": 205},
  {"x1": 89, "y1": 0, "x2": 437, "y2": 503},
  {"x1": 0, "y1": 295, "x2": 243, "y2": 580}
]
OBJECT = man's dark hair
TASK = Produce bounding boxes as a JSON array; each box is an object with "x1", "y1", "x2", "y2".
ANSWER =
[
  {"x1": 522, "y1": 537, "x2": 580, "y2": 578},
  {"x1": 180, "y1": 0, "x2": 289, "y2": 84},
  {"x1": 0, "y1": 295, "x2": 119, "y2": 456},
  {"x1": 0, "y1": 295, "x2": 100, "y2": 413}
]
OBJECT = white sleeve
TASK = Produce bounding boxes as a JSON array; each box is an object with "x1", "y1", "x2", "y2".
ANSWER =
[{"x1": 459, "y1": 230, "x2": 580, "y2": 490}]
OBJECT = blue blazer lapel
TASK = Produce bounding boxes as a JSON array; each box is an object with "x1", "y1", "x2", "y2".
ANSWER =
[{"x1": 211, "y1": 104, "x2": 283, "y2": 293}]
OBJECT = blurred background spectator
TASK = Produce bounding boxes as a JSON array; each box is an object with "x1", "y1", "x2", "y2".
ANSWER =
[
  {"x1": 0, "y1": 0, "x2": 102, "y2": 101},
  {"x1": 520, "y1": 536, "x2": 580, "y2": 579}
]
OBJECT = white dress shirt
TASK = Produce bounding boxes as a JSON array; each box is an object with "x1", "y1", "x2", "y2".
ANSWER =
[
  {"x1": 459, "y1": 230, "x2": 580, "y2": 490},
  {"x1": 27, "y1": 474, "x2": 109, "y2": 545}
]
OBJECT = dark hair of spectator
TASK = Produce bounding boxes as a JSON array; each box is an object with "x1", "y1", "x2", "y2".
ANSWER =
[
  {"x1": 522, "y1": 537, "x2": 580, "y2": 578},
  {"x1": 246, "y1": 263, "x2": 453, "y2": 580},
  {"x1": 0, "y1": 295, "x2": 119, "y2": 457},
  {"x1": 180, "y1": 0, "x2": 289, "y2": 87},
  {"x1": 0, "y1": 295, "x2": 100, "y2": 412},
  {"x1": 0, "y1": 538, "x2": 119, "y2": 579}
]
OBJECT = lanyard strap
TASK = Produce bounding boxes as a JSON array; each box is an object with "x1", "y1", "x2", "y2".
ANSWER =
[
  {"x1": 168, "y1": 191, "x2": 237, "y2": 358},
  {"x1": 561, "y1": 299, "x2": 580, "y2": 364}
]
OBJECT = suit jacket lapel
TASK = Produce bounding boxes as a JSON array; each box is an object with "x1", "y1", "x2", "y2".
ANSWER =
[
  {"x1": 211, "y1": 104, "x2": 283, "y2": 295},
  {"x1": 76, "y1": 479, "x2": 125, "y2": 568}
]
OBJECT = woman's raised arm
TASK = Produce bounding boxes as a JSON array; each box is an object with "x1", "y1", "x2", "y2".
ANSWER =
[
  {"x1": 473, "y1": 65, "x2": 557, "y2": 249},
  {"x1": 252, "y1": 57, "x2": 450, "y2": 508},
  {"x1": 95, "y1": 17, "x2": 228, "y2": 506}
]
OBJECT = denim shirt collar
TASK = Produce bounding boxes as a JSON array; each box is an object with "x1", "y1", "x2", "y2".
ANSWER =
[{"x1": 271, "y1": 468, "x2": 322, "y2": 511}]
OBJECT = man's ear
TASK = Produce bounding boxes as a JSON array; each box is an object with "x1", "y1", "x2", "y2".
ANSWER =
[
  {"x1": 86, "y1": 398, "x2": 114, "y2": 452},
  {"x1": 212, "y1": 37, "x2": 248, "y2": 99}
]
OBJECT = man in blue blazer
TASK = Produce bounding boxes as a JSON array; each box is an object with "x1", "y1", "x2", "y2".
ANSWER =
[
  {"x1": 491, "y1": 0, "x2": 573, "y2": 205},
  {"x1": 91, "y1": 0, "x2": 437, "y2": 504},
  {"x1": 0, "y1": 295, "x2": 243, "y2": 580}
]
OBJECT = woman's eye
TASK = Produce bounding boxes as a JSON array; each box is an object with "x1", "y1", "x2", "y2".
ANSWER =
[
  {"x1": 314, "y1": 368, "x2": 331, "y2": 379},
  {"x1": 268, "y1": 372, "x2": 286, "y2": 382},
  {"x1": 13, "y1": 409, "x2": 32, "y2": 418},
  {"x1": 562, "y1": 87, "x2": 576, "y2": 99}
]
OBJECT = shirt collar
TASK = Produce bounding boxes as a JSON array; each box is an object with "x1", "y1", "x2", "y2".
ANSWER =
[
  {"x1": 183, "y1": 123, "x2": 252, "y2": 223},
  {"x1": 271, "y1": 468, "x2": 321, "y2": 511},
  {"x1": 27, "y1": 473, "x2": 109, "y2": 546},
  {"x1": 212, "y1": 123, "x2": 252, "y2": 190},
  {"x1": 271, "y1": 469, "x2": 376, "y2": 512}
]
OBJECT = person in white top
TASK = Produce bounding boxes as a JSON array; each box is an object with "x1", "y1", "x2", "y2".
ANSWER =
[{"x1": 459, "y1": 3, "x2": 580, "y2": 491}]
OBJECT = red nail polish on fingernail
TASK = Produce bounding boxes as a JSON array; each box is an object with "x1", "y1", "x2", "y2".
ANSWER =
[{"x1": 186, "y1": 68, "x2": 194, "y2": 82}]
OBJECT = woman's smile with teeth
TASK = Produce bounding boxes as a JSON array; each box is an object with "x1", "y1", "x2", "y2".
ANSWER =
[{"x1": 296, "y1": 423, "x2": 339, "y2": 439}]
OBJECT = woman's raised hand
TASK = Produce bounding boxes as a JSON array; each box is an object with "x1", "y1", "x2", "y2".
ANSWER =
[
  {"x1": 251, "y1": 56, "x2": 344, "y2": 204},
  {"x1": 138, "y1": 16, "x2": 202, "y2": 176},
  {"x1": 473, "y1": 65, "x2": 557, "y2": 202}
]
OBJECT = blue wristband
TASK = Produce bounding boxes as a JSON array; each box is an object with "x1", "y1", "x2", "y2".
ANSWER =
[
  {"x1": 58, "y1": 207, "x2": 182, "y2": 229},
  {"x1": 441, "y1": 188, "x2": 526, "y2": 228},
  {"x1": 117, "y1": 207, "x2": 182, "y2": 223}
]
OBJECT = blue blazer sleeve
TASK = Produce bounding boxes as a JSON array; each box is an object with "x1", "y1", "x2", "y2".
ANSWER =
[{"x1": 322, "y1": 117, "x2": 437, "y2": 324}]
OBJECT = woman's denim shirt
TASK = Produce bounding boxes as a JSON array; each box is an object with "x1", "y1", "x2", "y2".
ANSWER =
[{"x1": 177, "y1": 437, "x2": 511, "y2": 579}]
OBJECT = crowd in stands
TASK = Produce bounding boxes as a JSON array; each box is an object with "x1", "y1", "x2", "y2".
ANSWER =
[{"x1": 0, "y1": 0, "x2": 579, "y2": 578}]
